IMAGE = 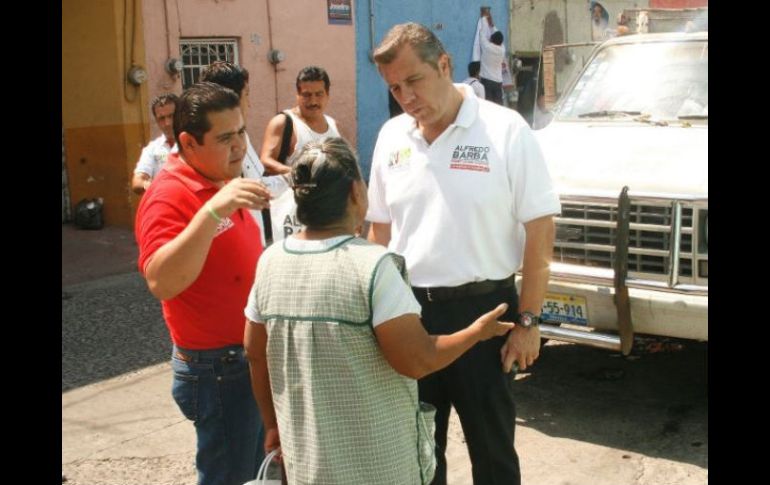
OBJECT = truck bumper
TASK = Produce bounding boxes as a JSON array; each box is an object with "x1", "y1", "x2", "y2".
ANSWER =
[{"x1": 545, "y1": 279, "x2": 708, "y2": 341}]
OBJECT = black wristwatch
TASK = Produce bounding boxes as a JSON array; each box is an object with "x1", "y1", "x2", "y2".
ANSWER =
[{"x1": 517, "y1": 311, "x2": 541, "y2": 329}]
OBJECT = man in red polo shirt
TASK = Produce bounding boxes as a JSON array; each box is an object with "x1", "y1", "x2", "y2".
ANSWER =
[{"x1": 135, "y1": 82, "x2": 272, "y2": 485}]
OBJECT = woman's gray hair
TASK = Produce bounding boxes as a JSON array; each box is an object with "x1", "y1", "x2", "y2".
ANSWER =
[{"x1": 291, "y1": 137, "x2": 362, "y2": 228}]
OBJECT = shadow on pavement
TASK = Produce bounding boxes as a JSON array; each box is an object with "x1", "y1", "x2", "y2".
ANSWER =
[{"x1": 513, "y1": 340, "x2": 708, "y2": 468}]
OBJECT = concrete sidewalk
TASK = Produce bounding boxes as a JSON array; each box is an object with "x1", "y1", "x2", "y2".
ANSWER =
[
  {"x1": 62, "y1": 363, "x2": 197, "y2": 484},
  {"x1": 62, "y1": 361, "x2": 475, "y2": 485}
]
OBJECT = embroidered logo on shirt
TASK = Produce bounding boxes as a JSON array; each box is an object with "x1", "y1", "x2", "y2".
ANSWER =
[
  {"x1": 214, "y1": 217, "x2": 235, "y2": 238},
  {"x1": 388, "y1": 147, "x2": 412, "y2": 171},
  {"x1": 450, "y1": 145, "x2": 490, "y2": 172}
]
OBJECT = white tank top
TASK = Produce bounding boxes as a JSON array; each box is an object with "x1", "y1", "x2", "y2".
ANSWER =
[{"x1": 284, "y1": 110, "x2": 340, "y2": 166}]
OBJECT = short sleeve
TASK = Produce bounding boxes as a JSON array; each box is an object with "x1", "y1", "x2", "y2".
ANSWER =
[
  {"x1": 134, "y1": 144, "x2": 156, "y2": 176},
  {"x1": 244, "y1": 259, "x2": 265, "y2": 324},
  {"x1": 507, "y1": 125, "x2": 562, "y2": 223},
  {"x1": 136, "y1": 196, "x2": 189, "y2": 275},
  {"x1": 365, "y1": 129, "x2": 391, "y2": 223},
  {"x1": 371, "y1": 255, "x2": 421, "y2": 327}
]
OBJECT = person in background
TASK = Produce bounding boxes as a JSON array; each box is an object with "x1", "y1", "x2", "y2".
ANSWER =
[
  {"x1": 258, "y1": 66, "x2": 343, "y2": 240},
  {"x1": 135, "y1": 82, "x2": 271, "y2": 485},
  {"x1": 259, "y1": 66, "x2": 342, "y2": 175},
  {"x1": 244, "y1": 137, "x2": 513, "y2": 485},
  {"x1": 131, "y1": 93, "x2": 178, "y2": 195},
  {"x1": 200, "y1": 61, "x2": 289, "y2": 246},
  {"x1": 591, "y1": 1, "x2": 610, "y2": 41},
  {"x1": 478, "y1": 10, "x2": 506, "y2": 105},
  {"x1": 471, "y1": 6, "x2": 495, "y2": 63},
  {"x1": 367, "y1": 22, "x2": 561, "y2": 485},
  {"x1": 616, "y1": 12, "x2": 631, "y2": 36},
  {"x1": 462, "y1": 61, "x2": 486, "y2": 99}
]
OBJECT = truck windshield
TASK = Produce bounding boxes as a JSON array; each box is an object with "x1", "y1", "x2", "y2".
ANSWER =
[{"x1": 557, "y1": 39, "x2": 708, "y2": 122}]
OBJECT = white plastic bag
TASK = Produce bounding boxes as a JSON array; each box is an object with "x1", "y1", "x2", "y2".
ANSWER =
[
  {"x1": 417, "y1": 402, "x2": 437, "y2": 484},
  {"x1": 243, "y1": 448, "x2": 282, "y2": 485}
]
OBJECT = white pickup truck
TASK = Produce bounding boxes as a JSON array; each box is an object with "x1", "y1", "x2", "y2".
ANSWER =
[{"x1": 533, "y1": 31, "x2": 708, "y2": 354}]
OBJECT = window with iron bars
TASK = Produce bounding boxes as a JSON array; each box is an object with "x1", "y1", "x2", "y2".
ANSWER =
[{"x1": 179, "y1": 39, "x2": 239, "y2": 89}]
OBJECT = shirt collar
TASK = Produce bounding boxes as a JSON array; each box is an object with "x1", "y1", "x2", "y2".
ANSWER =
[
  {"x1": 451, "y1": 83, "x2": 479, "y2": 129},
  {"x1": 164, "y1": 153, "x2": 221, "y2": 193}
]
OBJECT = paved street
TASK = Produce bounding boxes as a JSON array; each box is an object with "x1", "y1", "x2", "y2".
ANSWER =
[
  {"x1": 62, "y1": 224, "x2": 708, "y2": 485},
  {"x1": 62, "y1": 272, "x2": 168, "y2": 392}
]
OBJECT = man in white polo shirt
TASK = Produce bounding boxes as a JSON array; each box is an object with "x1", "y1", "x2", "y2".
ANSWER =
[
  {"x1": 480, "y1": 30, "x2": 505, "y2": 105},
  {"x1": 367, "y1": 22, "x2": 560, "y2": 485},
  {"x1": 131, "y1": 93, "x2": 179, "y2": 195},
  {"x1": 462, "y1": 61, "x2": 486, "y2": 99}
]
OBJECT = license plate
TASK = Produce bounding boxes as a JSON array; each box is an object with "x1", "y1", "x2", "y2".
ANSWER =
[{"x1": 541, "y1": 293, "x2": 588, "y2": 325}]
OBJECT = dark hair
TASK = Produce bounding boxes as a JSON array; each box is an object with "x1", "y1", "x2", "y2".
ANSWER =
[
  {"x1": 373, "y1": 22, "x2": 452, "y2": 74},
  {"x1": 174, "y1": 82, "x2": 240, "y2": 149},
  {"x1": 151, "y1": 93, "x2": 179, "y2": 118},
  {"x1": 291, "y1": 137, "x2": 362, "y2": 228},
  {"x1": 467, "y1": 61, "x2": 481, "y2": 77},
  {"x1": 296, "y1": 66, "x2": 330, "y2": 93},
  {"x1": 200, "y1": 61, "x2": 250, "y2": 98},
  {"x1": 490, "y1": 31, "x2": 504, "y2": 45}
]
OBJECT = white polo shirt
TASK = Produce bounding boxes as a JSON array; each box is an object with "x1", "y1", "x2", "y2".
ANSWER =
[
  {"x1": 480, "y1": 34, "x2": 505, "y2": 83},
  {"x1": 240, "y1": 133, "x2": 290, "y2": 247},
  {"x1": 134, "y1": 135, "x2": 177, "y2": 178},
  {"x1": 366, "y1": 83, "x2": 561, "y2": 287},
  {"x1": 462, "y1": 77, "x2": 486, "y2": 99}
]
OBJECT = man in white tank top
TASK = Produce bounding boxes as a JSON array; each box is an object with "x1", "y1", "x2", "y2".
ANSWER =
[{"x1": 259, "y1": 66, "x2": 342, "y2": 175}]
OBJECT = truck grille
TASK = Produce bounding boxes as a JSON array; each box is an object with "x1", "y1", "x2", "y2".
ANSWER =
[{"x1": 554, "y1": 201, "x2": 694, "y2": 280}]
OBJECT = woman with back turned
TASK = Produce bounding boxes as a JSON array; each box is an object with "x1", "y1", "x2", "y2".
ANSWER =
[{"x1": 244, "y1": 137, "x2": 513, "y2": 485}]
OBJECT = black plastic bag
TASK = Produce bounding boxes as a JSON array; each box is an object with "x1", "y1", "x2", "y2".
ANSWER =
[{"x1": 74, "y1": 198, "x2": 104, "y2": 230}]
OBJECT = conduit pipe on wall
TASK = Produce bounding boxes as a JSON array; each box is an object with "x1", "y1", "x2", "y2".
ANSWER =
[
  {"x1": 163, "y1": 0, "x2": 173, "y2": 69},
  {"x1": 368, "y1": 0, "x2": 376, "y2": 62},
  {"x1": 265, "y1": 0, "x2": 280, "y2": 113},
  {"x1": 123, "y1": 0, "x2": 144, "y2": 102}
]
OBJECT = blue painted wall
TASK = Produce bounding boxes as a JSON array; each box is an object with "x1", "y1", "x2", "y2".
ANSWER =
[{"x1": 355, "y1": 0, "x2": 509, "y2": 180}]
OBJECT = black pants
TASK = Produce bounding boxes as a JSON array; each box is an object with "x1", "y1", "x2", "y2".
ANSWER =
[
  {"x1": 414, "y1": 285, "x2": 521, "y2": 485},
  {"x1": 480, "y1": 77, "x2": 504, "y2": 105}
]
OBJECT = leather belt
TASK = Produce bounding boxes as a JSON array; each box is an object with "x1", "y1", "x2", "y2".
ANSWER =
[
  {"x1": 173, "y1": 345, "x2": 244, "y2": 364},
  {"x1": 412, "y1": 275, "x2": 515, "y2": 302}
]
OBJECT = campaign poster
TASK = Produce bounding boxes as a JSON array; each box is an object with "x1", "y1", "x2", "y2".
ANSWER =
[{"x1": 328, "y1": 0, "x2": 352, "y2": 25}]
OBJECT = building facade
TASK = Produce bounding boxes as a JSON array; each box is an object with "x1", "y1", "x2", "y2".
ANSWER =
[{"x1": 63, "y1": 0, "x2": 356, "y2": 227}]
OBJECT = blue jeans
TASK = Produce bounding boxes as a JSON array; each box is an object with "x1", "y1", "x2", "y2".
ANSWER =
[{"x1": 172, "y1": 344, "x2": 265, "y2": 485}]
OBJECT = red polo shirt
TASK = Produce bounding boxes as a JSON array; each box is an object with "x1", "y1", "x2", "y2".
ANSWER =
[{"x1": 135, "y1": 154, "x2": 262, "y2": 349}]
